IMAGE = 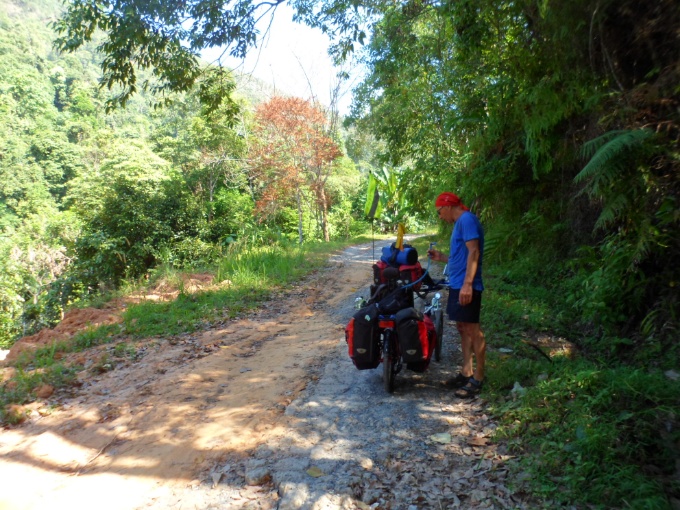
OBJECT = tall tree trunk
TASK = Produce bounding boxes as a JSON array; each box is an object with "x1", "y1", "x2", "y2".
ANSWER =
[
  {"x1": 297, "y1": 189, "x2": 304, "y2": 245},
  {"x1": 319, "y1": 187, "x2": 330, "y2": 242}
]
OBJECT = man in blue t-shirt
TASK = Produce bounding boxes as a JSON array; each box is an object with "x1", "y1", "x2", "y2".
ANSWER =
[{"x1": 427, "y1": 192, "x2": 486, "y2": 398}]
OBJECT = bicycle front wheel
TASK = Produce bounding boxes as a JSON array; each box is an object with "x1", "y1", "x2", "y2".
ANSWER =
[{"x1": 434, "y1": 309, "x2": 444, "y2": 362}]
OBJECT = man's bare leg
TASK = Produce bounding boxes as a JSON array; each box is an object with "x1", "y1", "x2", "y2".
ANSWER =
[
  {"x1": 456, "y1": 322, "x2": 474, "y2": 377},
  {"x1": 458, "y1": 322, "x2": 485, "y2": 381}
]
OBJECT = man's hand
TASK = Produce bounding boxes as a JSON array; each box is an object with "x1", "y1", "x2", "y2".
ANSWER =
[
  {"x1": 459, "y1": 282, "x2": 473, "y2": 306},
  {"x1": 427, "y1": 249, "x2": 445, "y2": 262}
]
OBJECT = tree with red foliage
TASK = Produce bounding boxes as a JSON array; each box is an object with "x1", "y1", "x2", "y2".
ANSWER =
[{"x1": 251, "y1": 96, "x2": 342, "y2": 243}]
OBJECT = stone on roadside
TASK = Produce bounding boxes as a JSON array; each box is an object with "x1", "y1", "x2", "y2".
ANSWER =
[
  {"x1": 35, "y1": 384, "x2": 55, "y2": 398},
  {"x1": 277, "y1": 481, "x2": 310, "y2": 510},
  {"x1": 245, "y1": 459, "x2": 271, "y2": 486}
]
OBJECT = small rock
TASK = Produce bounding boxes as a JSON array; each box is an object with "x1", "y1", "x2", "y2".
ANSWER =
[
  {"x1": 245, "y1": 459, "x2": 271, "y2": 485},
  {"x1": 537, "y1": 373, "x2": 549, "y2": 382},
  {"x1": 665, "y1": 370, "x2": 680, "y2": 381},
  {"x1": 430, "y1": 433, "x2": 452, "y2": 444},
  {"x1": 278, "y1": 482, "x2": 310, "y2": 510},
  {"x1": 510, "y1": 382, "x2": 526, "y2": 397},
  {"x1": 245, "y1": 466, "x2": 271, "y2": 486},
  {"x1": 359, "y1": 458, "x2": 373, "y2": 470},
  {"x1": 35, "y1": 384, "x2": 55, "y2": 399}
]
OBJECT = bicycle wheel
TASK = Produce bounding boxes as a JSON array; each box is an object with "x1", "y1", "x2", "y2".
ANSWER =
[
  {"x1": 382, "y1": 330, "x2": 396, "y2": 393},
  {"x1": 434, "y1": 309, "x2": 444, "y2": 362}
]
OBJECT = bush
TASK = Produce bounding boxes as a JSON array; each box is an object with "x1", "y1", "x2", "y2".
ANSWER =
[
  {"x1": 492, "y1": 364, "x2": 680, "y2": 508},
  {"x1": 165, "y1": 238, "x2": 222, "y2": 269}
]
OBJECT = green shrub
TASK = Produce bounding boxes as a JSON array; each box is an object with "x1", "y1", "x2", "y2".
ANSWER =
[{"x1": 491, "y1": 363, "x2": 680, "y2": 508}]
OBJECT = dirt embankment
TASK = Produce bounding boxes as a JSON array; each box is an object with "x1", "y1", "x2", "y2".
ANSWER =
[{"x1": 2, "y1": 273, "x2": 219, "y2": 364}]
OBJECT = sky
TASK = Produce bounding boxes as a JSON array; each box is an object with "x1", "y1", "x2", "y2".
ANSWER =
[{"x1": 201, "y1": 3, "x2": 361, "y2": 116}]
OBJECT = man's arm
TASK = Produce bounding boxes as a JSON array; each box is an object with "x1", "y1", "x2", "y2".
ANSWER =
[{"x1": 459, "y1": 239, "x2": 480, "y2": 306}]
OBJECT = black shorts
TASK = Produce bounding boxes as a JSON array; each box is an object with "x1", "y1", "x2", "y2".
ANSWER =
[{"x1": 447, "y1": 288, "x2": 482, "y2": 323}]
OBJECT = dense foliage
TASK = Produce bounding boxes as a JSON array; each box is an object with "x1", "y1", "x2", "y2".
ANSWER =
[
  {"x1": 350, "y1": 0, "x2": 680, "y2": 364},
  {"x1": 0, "y1": 0, "x2": 366, "y2": 348},
  {"x1": 53, "y1": 0, "x2": 679, "y2": 359}
]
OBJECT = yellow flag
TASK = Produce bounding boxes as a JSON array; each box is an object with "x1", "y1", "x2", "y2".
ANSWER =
[{"x1": 396, "y1": 223, "x2": 405, "y2": 250}]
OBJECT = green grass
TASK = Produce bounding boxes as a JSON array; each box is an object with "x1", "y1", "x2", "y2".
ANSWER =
[
  {"x1": 0, "y1": 324, "x2": 123, "y2": 423},
  {"x1": 481, "y1": 263, "x2": 680, "y2": 509},
  {"x1": 489, "y1": 363, "x2": 679, "y2": 508},
  {"x1": 123, "y1": 239, "x2": 351, "y2": 337}
]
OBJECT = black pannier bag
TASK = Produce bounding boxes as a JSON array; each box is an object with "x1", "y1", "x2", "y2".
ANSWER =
[
  {"x1": 395, "y1": 307, "x2": 431, "y2": 366},
  {"x1": 376, "y1": 286, "x2": 414, "y2": 314},
  {"x1": 369, "y1": 265, "x2": 402, "y2": 306},
  {"x1": 345, "y1": 304, "x2": 381, "y2": 370}
]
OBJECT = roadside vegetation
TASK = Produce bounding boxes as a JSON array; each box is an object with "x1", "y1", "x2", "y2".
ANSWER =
[
  {"x1": 409, "y1": 235, "x2": 680, "y2": 509},
  {"x1": 482, "y1": 256, "x2": 680, "y2": 509}
]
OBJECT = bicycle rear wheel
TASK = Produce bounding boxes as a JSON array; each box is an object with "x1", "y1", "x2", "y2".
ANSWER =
[{"x1": 382, "y1": 330, "x2": 396, "y2": 393}]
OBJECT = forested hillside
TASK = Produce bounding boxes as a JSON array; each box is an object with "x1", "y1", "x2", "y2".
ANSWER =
[{"x1": 0, "y1": 0, "x2": 374, "y2": 348}]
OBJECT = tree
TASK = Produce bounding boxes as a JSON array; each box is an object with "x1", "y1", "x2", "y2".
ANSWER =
[
  {"x1": 52, "y1": 0, "x2": 277, "y2": 111},
  {"x1": 51, "y1": 0, "x2": 378, "y2": 111},
  {"x1": 251, "y1": 96, "x2": 341, "y2": 243}
]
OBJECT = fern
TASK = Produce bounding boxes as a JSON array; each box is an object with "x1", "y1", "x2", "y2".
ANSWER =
[
  {"x1": 575, "y1": 129, "x2": 653, "y2": 187},
  {"x1": 594, "y1": 192, "x2": 630, "y2": 231}
]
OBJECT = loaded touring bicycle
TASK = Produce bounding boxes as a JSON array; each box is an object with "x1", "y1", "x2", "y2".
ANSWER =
[{"x1": 345, "y1": 241, "x2": 447, "y2": 393}]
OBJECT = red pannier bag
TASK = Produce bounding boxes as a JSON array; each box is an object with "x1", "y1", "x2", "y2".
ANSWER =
[
  {"x1": 372, "y1": 260, "x2": 390, "y2": 284},
  {"x1": 345, "y1": 304, "x2": 381, "y2": 370},
  {"x1": 397, "y1": 262, "x2": 424, "y2": 291},
  {"x1": 395, "y1": 307, "x2": 436, "y2": 372}
]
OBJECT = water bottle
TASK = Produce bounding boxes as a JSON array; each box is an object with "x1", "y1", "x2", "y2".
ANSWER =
[{"x1": 431, "y1": 292, "x2": 441, "y2": 311}]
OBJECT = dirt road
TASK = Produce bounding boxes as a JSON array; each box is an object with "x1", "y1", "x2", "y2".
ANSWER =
[{"x1": 0, "y1": 243, "x2": 531, "y2": 510}]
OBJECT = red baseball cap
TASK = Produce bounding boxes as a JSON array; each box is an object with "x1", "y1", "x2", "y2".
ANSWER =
[{"x1": 435, "y1": 192, "x2": 469, "y2": 211}]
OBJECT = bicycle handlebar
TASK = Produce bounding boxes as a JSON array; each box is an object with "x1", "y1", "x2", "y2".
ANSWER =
[{"x1": 416, "y1": 278, "x2": 449, "y2": 293}]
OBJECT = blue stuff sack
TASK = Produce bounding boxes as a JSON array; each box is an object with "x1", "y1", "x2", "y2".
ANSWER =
[{"x1": 380, "y1": 243, "x2": 418, "y2": 267}]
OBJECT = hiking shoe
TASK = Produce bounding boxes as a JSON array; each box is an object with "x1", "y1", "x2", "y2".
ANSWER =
[
  {"x1": 444, "y1": 372, "x2": 471, "y2": 388},
  {"x1": 454, "y1": 378, "x2": 483, "y2": 398}
]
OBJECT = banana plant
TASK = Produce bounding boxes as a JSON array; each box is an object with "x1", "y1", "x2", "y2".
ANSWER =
[{"x1": 364, "y1": 166, "x2": 405, "y2": 231}]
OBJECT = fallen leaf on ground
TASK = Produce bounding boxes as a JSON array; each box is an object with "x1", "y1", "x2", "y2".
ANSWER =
[
  {"x1": 306, "y1": 466, "x2": 325, "y2": 477},
  {"x1": 430, "y1": 433, "x2": 452, "y2": 444}
]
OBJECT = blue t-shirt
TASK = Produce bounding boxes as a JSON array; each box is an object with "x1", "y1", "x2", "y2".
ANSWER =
[{"x1": 447, "y1": 211, "x2": 484, "y2": 291}]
